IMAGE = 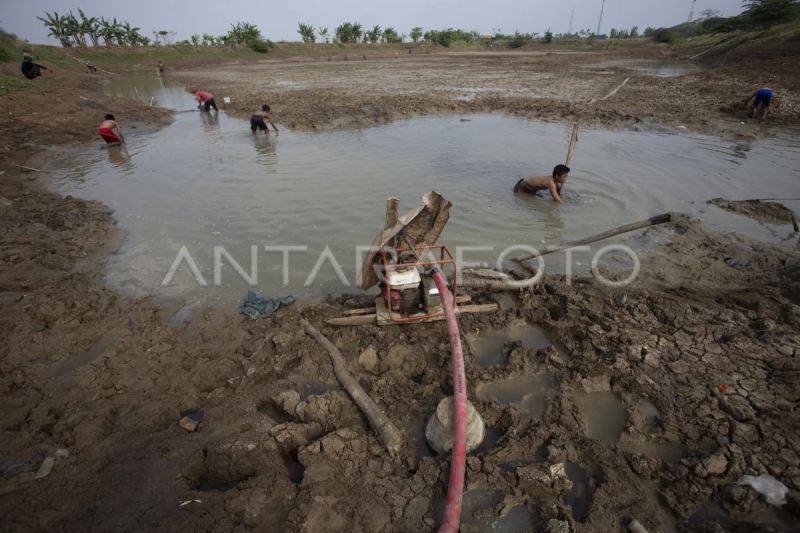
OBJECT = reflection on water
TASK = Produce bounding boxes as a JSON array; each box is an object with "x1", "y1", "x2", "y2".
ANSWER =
[
  {"x1": 49, "y1": 77, "x2": 800, "y2": 306},
  {"x1": 475, "y1": 374, "x2": 556, "y2": 418},
  {"x1": 634, "y1": 61, "x2": 704, "y2": 77}
]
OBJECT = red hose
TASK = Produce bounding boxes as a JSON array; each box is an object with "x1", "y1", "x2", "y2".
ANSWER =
[{"x1": 433, "y1": 271, "x2": 467, "y2": 533}]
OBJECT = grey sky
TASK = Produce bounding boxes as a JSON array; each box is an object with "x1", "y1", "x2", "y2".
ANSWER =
[{"x1": 6, "y1": 0, "x2": 745, "y2": 46}]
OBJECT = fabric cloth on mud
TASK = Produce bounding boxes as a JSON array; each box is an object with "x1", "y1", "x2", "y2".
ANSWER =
[
  {"x1": 98, "y1": 127, "x2": 121, "y2": 144},
  {"x1": 250, "y1": 115, "x2": 268, "y2": 132},
  {"x1": 238, "y1": 291, "x2": 295, "y2": 320},
  {"x1": 1, "y1": 451, "x2": 44, "y2": 477}
]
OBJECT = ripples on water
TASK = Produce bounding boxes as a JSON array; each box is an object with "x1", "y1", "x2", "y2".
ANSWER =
[{"x1": 48, "y1": 77, "x2": 800, "y2": 305}]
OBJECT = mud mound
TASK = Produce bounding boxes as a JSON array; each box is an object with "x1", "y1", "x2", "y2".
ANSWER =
[{"x1": 708, "y1": 198, "x2": 799, "y2": 225}]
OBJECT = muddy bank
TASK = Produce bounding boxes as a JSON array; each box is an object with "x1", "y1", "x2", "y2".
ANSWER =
[
  {"x1": 709, "y1": 199, "x2": 799, "y2": 228},
  {"x1": 1, "y1": 51, "x2": 800, "y2": 533},
  {"x1": 169, "y1": 45, "x2": 800, "y2": 140}
]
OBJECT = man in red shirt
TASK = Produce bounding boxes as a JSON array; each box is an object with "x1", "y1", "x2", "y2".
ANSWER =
[{"x1": 192, "y1": 88, "x2": 218, "y2": 112}]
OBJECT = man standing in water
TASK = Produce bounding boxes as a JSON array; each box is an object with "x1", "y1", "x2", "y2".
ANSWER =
[
  {"x1": 743, "y1": 88, "x2": 773, "y2": 120},
  {"x1": 192, "y1": 88, "x2": 218, "y2": 112},
  {"x1": 513, "y1": 164, "x2": 570, "y2": 203},
  {"x1": 250, "y1": 105, "x2": 279, "y2": 135},
  {"x1": 98, "y1": 114, "x2": 125, "y2": 145}
]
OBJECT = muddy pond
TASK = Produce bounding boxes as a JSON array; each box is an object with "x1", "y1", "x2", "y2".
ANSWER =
[{"x1": 47, "y1": 77, "x2": 800, "y2": 306}]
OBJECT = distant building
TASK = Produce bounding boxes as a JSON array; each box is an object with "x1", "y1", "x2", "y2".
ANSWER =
[{"x1": 480, "y1": 35, "x2": 492, "y2": 40}]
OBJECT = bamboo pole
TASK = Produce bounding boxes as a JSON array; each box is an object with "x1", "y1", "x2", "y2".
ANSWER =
[
  {"x1": 514, "y1": 213, "x2": 672, "y2": 263},
  {"x1": 133, "y1": 87, "x2": 142, "y2": 103},
  {"x1": 565, "y1": 124, "x2": 579, "y2": 167},
  {"x1": 300, "y1": 319, "x2": 403, "y2": 455},
  {"x1": 150, "y1": 96, "x2": 154, "y2": 108},
  {"x1": 584, "y1": 77, "x2": 630, "y2": 105},
  {"x1": 10, "y1": 164, "x2": 49, "y2": 173},
  {"x1": 384, "y1": 197, "x2": 399, "y2": 249}
]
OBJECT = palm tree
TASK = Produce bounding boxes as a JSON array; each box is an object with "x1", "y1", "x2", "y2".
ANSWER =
[
  {"x1": 318, "y1": 27, "x2": 329, "y2": 43},
  {"x1": 140, "y1": 36, "x2": 151, "y2": 46},
  {"x1": 400, "y1": 32, "x2": 408, "y2": 42},
  {"x1": 37, "y1": 12, "x2": 71, "y2": 47},
  {"x1": 297, "y1": 22, "x2": 315, "y2": 43},
  {"x1": 78, "y1": 9, "x2": 99, "y2": 46},
  {"x1": 410, "y1": 27, "x2": 423, "y2": 42},
  {"x1": 122, "y1": 22, "x2": 141, "y2": 46},
  {"x1": 64, "y1": 12, "x2": 85, "y2": 46},
  {"x1": 203, "y1": 33, "x2": 214, "y2": 45},
  {"x1": 191, "y1": 33, "x2": 200, "y2": 45},
  {"x1": 352, "y1": 22, "x2": 363, "y2": 43}
]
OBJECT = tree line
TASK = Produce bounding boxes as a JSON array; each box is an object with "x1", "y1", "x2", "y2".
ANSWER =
[{"x1": 645, "y1": 0, "x2": 799, "y2": 43}]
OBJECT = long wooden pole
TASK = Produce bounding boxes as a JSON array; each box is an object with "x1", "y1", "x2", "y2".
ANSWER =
[
  {"x1": 384, "y1": 197, "x2": 399, "y2": 248},
  {"x1": 584, "y1": 77, "x2": 630, "y2": 105},
  {"x1": 565, "y1": 124, "x2": 579, "y2": 167},
  {"x1": 514, "y1": 213, "x2": 672, "y2": 263},
  {"x1": 300, "y1": 319, "x2": 403, "y2": 455}
]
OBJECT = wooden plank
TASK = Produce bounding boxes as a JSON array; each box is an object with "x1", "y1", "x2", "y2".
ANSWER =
[
  {"x1": 327, "y1": 315, "x2": 376, "y2": 326},
  {"x1": 384, "y1": 197, "x2": 399, "y2": 249},
  {"x1": 344, "y1": 294, "x2": 472, "y2": 316},
  {"x1": 375, "y1": 297, "x2": 498, "y2": 326}
]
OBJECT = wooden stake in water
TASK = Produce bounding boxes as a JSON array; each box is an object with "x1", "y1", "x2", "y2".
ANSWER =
[
  {"x1": 559, "y1": 124, "x2": 579, "y2": 195},
  {"x1": 133, "y1": 86, "x2": 142, "y2": 103},
  {"x1": 150, "y1": 96, "x2": 154, "y2": 107}
]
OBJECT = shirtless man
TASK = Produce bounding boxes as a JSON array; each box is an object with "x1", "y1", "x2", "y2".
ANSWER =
[
  {"x1": 512, "y1": 164, "x2": 570, "y2": 202},
  {"x1": 250, "y1": 105, "x2": 279, "y2": 135},
  {"x1": 743, "y1": 88, "x2": 774, "y2": 120},
  {"x1": 98, "y1": 114, "x2": 125, "y2": 145}
]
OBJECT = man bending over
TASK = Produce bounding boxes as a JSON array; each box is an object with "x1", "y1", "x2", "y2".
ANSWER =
[
  {"x1": 250, "y1": 105, "x2": 279, "y2": 135},
  {"x1": 513, "y1": 164, "x2": 570, "y2": 203},
  {"x1": 192, "y1": 88, "x2": 218, "y2": 112},
  {"x1": 98, "y1": 114, "x2": 125, "y2": 145}
]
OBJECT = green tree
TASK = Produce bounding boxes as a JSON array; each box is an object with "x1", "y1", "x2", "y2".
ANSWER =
[
  {"x1": 367, "y1": 25, "x2": 382, "y2": 43},
  {"x1": 743, "y1": 0, "x2": 800, "y2": 28},
  {"x1": 37, "y1": 12, "x2": 72, "y2": 47},
  {"x1": 352, "y1": 22, "x2": 363, "y2": 43},
  {"x1": 410, "y1": 26, "x2": 423, "y2": 41},
  {"x1": 318, "y1": 27, "x2": 329, "y2": 43},
  {"x1": 297, "y1": 22, "x2": 315, "y2": 42},
  {"x1": 77, "y1": 10, "x2": 99, "y2": 46},
  {"x1": 190, "y1": 34, "x2": 200, "y2": 45},
  {"x1": 630, "y1": 26, "x2": 639, "y2": 37},
  {"x1": 610, "y1": 28, "x2": 617, "y2": 38},
  {"x1": 544, "y1": 28, "x2": 553, "y2": 43}
]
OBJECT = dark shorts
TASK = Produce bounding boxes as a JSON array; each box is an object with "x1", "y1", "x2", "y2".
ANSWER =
[
  {"x1": 250, "y1": 115, "x2": 267, "y2": 132},
  {"x1": 203, "y1": 98, "x2": 218, "y2": 112},
  {"x1": 513, "y1": 179, "x2": 543, "y2": 195},
  {"x1": 753, "y1": 89, "x2": 773, "y2": 107}
]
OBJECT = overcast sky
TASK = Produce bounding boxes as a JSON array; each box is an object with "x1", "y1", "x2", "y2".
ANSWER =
[{"x1": 6, "y1": 0, "x2": 745, "y2": 45}]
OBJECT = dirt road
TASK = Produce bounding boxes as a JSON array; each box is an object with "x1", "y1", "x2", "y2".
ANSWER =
[{"x1": 0, "y1": 45, "x2": 799, "y2": 532}]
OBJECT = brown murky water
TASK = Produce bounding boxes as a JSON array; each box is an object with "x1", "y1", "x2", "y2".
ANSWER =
[{"x1": 48, "y1": 77, "x2": 800, "y2": 307}]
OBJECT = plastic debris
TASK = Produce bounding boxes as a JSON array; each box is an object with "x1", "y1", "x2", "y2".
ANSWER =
[
  {"x1": 55, "y1": 449, "x2": 70, "y2": 458},
  {"x1": 180, "y1": 416, "x2": 199, "y2": 432},
  {"x1": 738, "y1": 474, "x2": 789, "y2": 505},
  {"x1": 238, "y1": 291, "x2": 295, "y2": 320},
  {"x1": 35, "y1": 457, "x2": 55, "y2": 479},
  {"x1": 180, "y1": 499, "x2": 202, "y2": 506},
  {"x1": 719, "y1": 384, "x2": 728, "y2": 392},
  {"x1": 223, "y1": 97, "x2": 231, "y2": 104},
  {"x1": 0, "y1": 451, "x2": 44, "y2": 477}
]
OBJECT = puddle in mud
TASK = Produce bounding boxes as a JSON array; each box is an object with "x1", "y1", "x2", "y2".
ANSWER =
[
  {"x1": 300, "y1": 380, "x2": 339, "y2": 400},
  {"x1": 471, "y1": 425, "x2": 502, "y2": 456},
  {"x1": 574, "y1": 392, "x2": 628, "y2": 444},
  {"x1": 281, "y1": 452, "x2": 305, "y2": 484},
  {"x1": 399, "y1": 416, "x2": 436, "y2": 462},
  {"x1": 690, "y1": 500, "x2": 800, "y2": 532},
  {"x1": 39, "y1": 332, "x2": 120, "y2": 383},
  {"x1": 564, "y1": 463, "x2": 591, "y2": 521},
  {"x1": 474, "y1": 324, "x2": 553, "y2": 368},
  {"x1": 50, "y1": 77, "x2": 800, "y2": 306},
  {"x1": 257, "y1": 402, "x2": 293, "y2": 424},
  {"x1": 432, "y1": 489, "x2": 534, "y2": 532},
  {"x1": 633, "y1": 61, "x2": 704, "y2": 77},
  {"x1": 475, "y1": 373, "x2": 556, "y2": 418}
]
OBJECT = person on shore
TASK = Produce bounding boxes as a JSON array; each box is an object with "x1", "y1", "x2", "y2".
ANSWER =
[
  {"x1": 98, "y1": 114, "x2": 125, "y2": 145},
  {"x1": 192, "y1": 88, "x2": 218, "y2": 112},
  {"x1": 158, "y1": 60, "x2": 165, "y2": 74},
  {"x1": 743, "y1": 88, "x2": 773, "y2": 120},
  {"x1": 250, "y1": 105, "x2": 279, "y2": 135},
  {"x1": 513, "y1": 164, "x2": 570, "y2": 203},
  {"x1": 21, "y1": 53, "x2": 49, "y2": 80}
]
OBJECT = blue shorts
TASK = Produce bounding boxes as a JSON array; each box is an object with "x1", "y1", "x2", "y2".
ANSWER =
[{"x1": 753, "y1": 89, "x2": 773, "y2": 107}]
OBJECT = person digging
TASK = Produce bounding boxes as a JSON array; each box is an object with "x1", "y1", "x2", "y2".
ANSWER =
[
  {"x1": 250, "y1": 105, "x2": 279, "y2": 135},
  {"x1": 512, "y1": 164, "x2": 570, "y2": 203},
  {"x1": 743, "y1": 88, "x2": 774, "y2": 120}
]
